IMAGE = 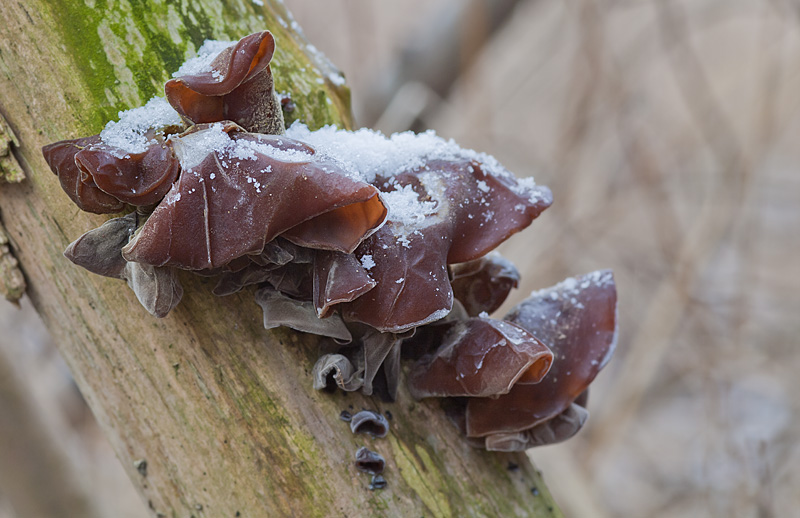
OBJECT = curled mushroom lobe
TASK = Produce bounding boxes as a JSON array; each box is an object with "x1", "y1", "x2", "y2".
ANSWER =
[
  {"x1": 405, "y1": 270, "x2": 617, "y2": 451},
  {"x1": 165, "y1": 32, "x2": 284, "y2": 134},
  {"x1": 43, "y1": 31, "x2": 617, "y2": 451}
]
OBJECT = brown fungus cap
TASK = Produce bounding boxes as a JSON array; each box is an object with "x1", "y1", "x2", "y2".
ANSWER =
[
  {"x1": 342, "y1": 159, "x2": 551, "y2": 333},
  {"x1": 165, "y1": 31, "x2": 284, "y2": 134},
  {"x1": 42, "y1": 136, "x2": 126, "y2": 214},
  {"x1": 466, "y1": 270, "x2": 617, "y2": 438},
  {"x1": 406, "y1": 317, "x2": 553, "y2": 399},
  {"x1": 40, "y1": 32, "x2": 612, "y2": 451},
  {"x1": 312, "y1": 250, "x2": 376, "y2": 318},
  {"x1": 122, "y1": 123, "x2": 387, "y2": 270},
  {"x1": 74, "y1": 134, "x2": 181, "y2": 207},
  {"x1": 450, "y1": 253, "x2": 520, "y2": 317},
  {"x1": 63, "y1": 213, "x2": 138, "y2": 279},
  {"x1": 483, "y1": 402, "x2": 590, "y2": 452}
]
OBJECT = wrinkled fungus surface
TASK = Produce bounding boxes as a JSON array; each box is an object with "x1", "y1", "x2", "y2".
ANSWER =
[{"x1": 43, "y1": 31, "x2": 617, "y2": 451}]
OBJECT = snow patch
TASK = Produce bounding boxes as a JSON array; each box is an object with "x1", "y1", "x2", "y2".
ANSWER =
[
  {"x1": 360, "y1": 255, "x2": 375, "y2": 270},
  {"x1": 173, "y1": 40, "x2": 236, "y2": 77},
  {"x1": 99, "y1": 97, "x2": 183, "y2": 157}
]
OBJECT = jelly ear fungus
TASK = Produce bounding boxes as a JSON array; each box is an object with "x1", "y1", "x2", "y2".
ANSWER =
[
  {"x1": 42, "y1": 29, "x2": 618, "y2": 453},
  {"x1": 165, "y1": 31, "x2": 284, "y2": 135}
]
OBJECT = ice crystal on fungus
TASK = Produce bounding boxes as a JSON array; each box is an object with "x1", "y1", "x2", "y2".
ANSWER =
[{"x1": 42, "y1": 31, "x2": 617, "y2": 451}]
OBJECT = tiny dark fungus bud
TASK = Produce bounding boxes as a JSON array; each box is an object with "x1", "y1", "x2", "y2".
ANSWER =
[
  {"x1": 369, "y1": 474, "x2": 387, "y2": 491},
  {"x1": 280, "y1": 94, "x2": 295, "y2": 114},
  {"x1": 350, "y1": 410, "x2": 389, "y2": 438},
  {"x1": 133, "y1": 459, "x2": 148, "y2": 477},
  {"x1": 355, "y1": 447, "x2": 385, "y2": 475},
  {"x1": 339, "y1": 410, "x2": 352, "y2": 422}
]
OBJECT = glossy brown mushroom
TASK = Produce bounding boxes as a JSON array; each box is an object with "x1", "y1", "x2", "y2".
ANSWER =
[
  {"x1": 63, "y1": 213, "x2": 137, "y2": 279},
  {"x1": 312, "y1": 250, "x2": 376, "y2": 318},
  {"x1": 165, "y1": 31, "x2": 284, "y2": 134},
  {"x1": 450, "y1": 253, "x2": 520, "y2": 316},
  {"x1": 406, "y1": 317, "x2": 553, "y2": 399},
  {"x1": 342, "y1": 159, "x2": 551, "y2": 333},
  {"x1": 341, "y1": 220, "x2": 453, "y2": 333},
  {"x1": 122, "y1": 123, "x2": 387, "y2": 270},
  {"x1": 74, "y1": 134, "x2": 181, "y2": 207},
  {"x1": 466, "y1": 270, "x2": 617, "y2": 438},
  {"x1": 42, "y1": 136, "x2": 126, "y2": 214},
  {"x1": 483, "y1": 402, "x2": 590, "y2": 451}
]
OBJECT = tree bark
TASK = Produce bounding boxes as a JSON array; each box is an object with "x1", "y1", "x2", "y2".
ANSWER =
[{"x1": 0, "y1": 1, "x2": 562, "y2": 516}]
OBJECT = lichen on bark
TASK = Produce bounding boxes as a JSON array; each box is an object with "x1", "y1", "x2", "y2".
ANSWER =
[
  {"x1": 0, "y1": 114, "x2": 24, "y2": 183},
  {"x1": 0, "y1": 223, "x2": 25, "y2": 302}
]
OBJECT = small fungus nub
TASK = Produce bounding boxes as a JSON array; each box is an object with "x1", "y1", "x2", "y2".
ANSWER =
[
  {"x1": 355, "y1": 447, "x2": 385, "y2": 475},
  {"x1": 350, "y1": 410, "x2": 389, "y2": 438}
]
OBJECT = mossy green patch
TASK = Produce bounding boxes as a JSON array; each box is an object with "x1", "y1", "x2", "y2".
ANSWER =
[
  {"x1": 389, "y1": 435, "x2": 453, "y2": 518},
  {"x1": 42, "y1": 0, "x2": 351, "y2": 135}
]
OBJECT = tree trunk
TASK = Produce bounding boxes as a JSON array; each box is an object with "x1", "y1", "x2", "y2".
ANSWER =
[{"x1": 0, "y1": 1, "x2": 562, "y2": 516}]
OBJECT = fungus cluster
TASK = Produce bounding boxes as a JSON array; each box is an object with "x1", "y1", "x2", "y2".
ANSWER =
[{"x1": 42, "y1": 31, "x2": 618, "y2": 451}]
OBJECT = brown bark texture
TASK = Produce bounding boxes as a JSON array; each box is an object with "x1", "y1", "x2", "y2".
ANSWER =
[{"x1": 0, "y1": 1, "x2": 562, "y2": 516}]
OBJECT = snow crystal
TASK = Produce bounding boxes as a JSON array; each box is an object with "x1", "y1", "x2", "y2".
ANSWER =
[
  {"x1": 170, "y1": 123, "x2": 231, "y2": 171},
  {"x1": 510, "y1": 176, "x2": 544, "y2": 204},
  {"x1": 360, "y1": 255, "x2": 375, "y2": 270},
  {"x1": 162, "y1": 188, "x2": 181, "y2": 206},
  {"x1": 328, "y1": 73, "x2": 346, "y2": 86},
  {"x1": 493, "y1": 320, "x2": 530, "y2": 345},
  {"x1": 237, "y1": 137, "x2": 313, "y2": 164},
  {"x1": 529, "y1": 270, "x2": 614, "y2": 300},
  {"x1": 99, "y1": 97, "x2": 183, "y2": 157},
  {"x1": 173, "y1": 40, "x2": 236, "y2": 78},
  {"x1": 380, "y1": 185, "x2": 437, "y2": 228},
  {"x1": 170, "y1": 124, "x2": 313, "y2": 172}
]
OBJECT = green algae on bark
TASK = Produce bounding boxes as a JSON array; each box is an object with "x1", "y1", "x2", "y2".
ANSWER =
[{"x1": 42, "y1": 0, "x2": 351, "y2": 136}]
